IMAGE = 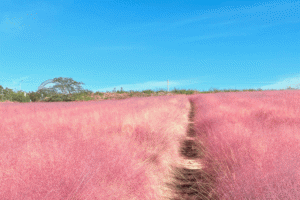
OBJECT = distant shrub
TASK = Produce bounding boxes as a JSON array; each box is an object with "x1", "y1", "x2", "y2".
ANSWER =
[
  {"x1": 28, "y1": 92, "x2": 42, "y2": 102},
  {"x1": 286, "y1": 86, "x2": 296, "y2": 90},
  {"x1": 142, "y1": 90, "x2": 154, "y2": 95},
  {"x1": 129, "y1": 92, "x2": 135, "y2": 97},
  {"x1": 12, "y1": 91, "x2": 30, "y2": 102},
  {"x1": 172, "y1": 88, "x2": 195, "y2": 95},
  {"x1": 184, "y1": 90, "x2": 195, "y2": 95},
  {"x1": 71, "y1": 92, "x2": 94, "y2": 101},
  {"x1": 79, "y1": 89, "x2": 93, "y2": 96},
  {"x1": 116, "y1": 89, "x2": 126, "y2": 94},
  {"x1": 156, "y1": 88, "x2": 167, "y2": 93},
  {"x1": 43, "y1": 94, "x2": 74, "y2": 102},
  {"x1": 94, "y1": 92, "x2": 104, "y2": 97}
]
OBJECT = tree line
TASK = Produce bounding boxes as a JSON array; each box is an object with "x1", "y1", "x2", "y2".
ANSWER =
[
  {"x1": 1, "y1": 77, "x2": 295, "y2": 103},
  {"x1": 0, "y1": 77, "x2": 93, "y2": 103}
]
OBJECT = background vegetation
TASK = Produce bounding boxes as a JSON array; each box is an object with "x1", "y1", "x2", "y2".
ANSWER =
[{"x1": 0, "y1": 77, "x2": 297, "y2": 103}]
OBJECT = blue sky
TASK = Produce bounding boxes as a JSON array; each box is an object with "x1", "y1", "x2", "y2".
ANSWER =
[{"x1": 1, "y1": 0, "x2": 300, "y2": 93}]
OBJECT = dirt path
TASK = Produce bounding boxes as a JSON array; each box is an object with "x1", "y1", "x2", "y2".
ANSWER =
[{"x1": 165, "y1": 100, "x2": 218, "y2": 200}]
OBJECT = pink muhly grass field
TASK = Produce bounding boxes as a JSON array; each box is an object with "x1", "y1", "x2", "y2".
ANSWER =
[
  {"x1": 0, "y1": 95, "x2": 190, "y2": 199},
  {"x1": 190, "y1": 90, "x2": 300, "y2": 199}
]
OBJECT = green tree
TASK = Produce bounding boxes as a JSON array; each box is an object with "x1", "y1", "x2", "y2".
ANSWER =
[
  {"x1": 0, "y1": 85, "x2": 4, "y2": 101},
  {"x1": 37, "y1": 77, "x2": 92, "y2": 102},
  {"x1": 12, "y1": 91, "x2": 30, "y2": 102},
  {"x1": 37, "y1": 87, "x2": 57, "y2": 100},
  {"x1": 1, "y1": 87, "x2": 14, "y2": 101},
  {"x1": 28, "y1": 91, "x2": 42, "y2": 102},
  {"x1": 48, "y1": 77, "x2": 86, "y2": 95}
]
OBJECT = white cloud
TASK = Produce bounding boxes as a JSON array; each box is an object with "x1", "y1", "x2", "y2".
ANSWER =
[
  {"x1": 180, "y1": 31, "x2": 248, "y2": 43},
  {"x1": 95, "y1": 45, "x2": 144, "y2": 51},
  {"x1": 0, "y1": 76, "x2": 30, "y2": 91},
  {"x1": 88, "y1": 78, "x2": 202, "y2": 92},
  {"x1": 261, "y1": 74, "x2": 300, "y2": 90}
]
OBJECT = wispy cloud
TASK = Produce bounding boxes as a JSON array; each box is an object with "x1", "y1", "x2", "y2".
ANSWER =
[
  {"x1": 95, "y1": 45, "x2": 144, "y2": 51},
  {"x1": 180, "y1": 33, "x2": 229, "y2": 43},
  {"x1": 88, "y1": 78, "x2": 203, "y2": 92},
  {"x1": 261, "y1": 74, "x2": 300, "y2": 90},
  {"x1": 0, "y1": 0, "x2": 69, "y2": 35},
  {"x1": 180, "y1": 31, "x2": 247, "y2": 43},
  {"x1": 209, "y1": 20, "x2": 237, "y2": 27},
  {"x1": 0, "y1": 12, "x2": 39, "y2": 36},
  {"x1": 103, "y1": 0, "x2": 299, "y2": 45},
  {"x1": 171, "y1": 0, "x2": 299, "y2": 38},
  {"x1": 0, "y1": 76, "x2": 30, "y2": 91},
  {"x1": 170, "y1": 16, "x2": 212, "y2": 28}
]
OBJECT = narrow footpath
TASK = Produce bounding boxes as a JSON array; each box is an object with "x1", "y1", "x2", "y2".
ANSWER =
[{"x1": 165, "y1": 100, "x2": 218, "y2": 200}]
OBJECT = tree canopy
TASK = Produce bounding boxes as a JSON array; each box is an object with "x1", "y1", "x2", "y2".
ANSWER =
[{"x1": 38, "y1": 77, "x2": 86, "y2": 95}]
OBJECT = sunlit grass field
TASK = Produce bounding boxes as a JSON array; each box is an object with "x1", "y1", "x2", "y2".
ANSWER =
[{"x1": 1, "y1": 88, "x2": 299, "y2": 199}]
